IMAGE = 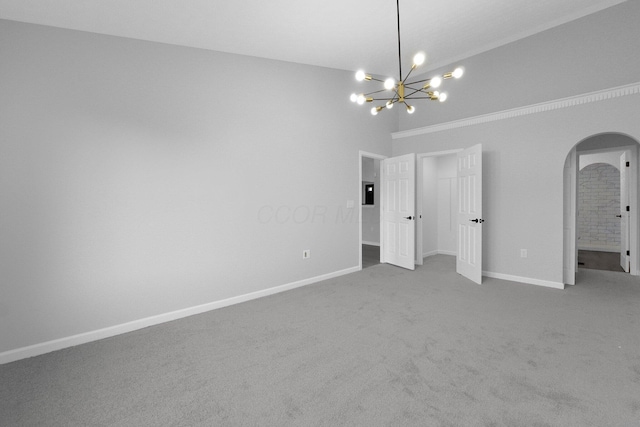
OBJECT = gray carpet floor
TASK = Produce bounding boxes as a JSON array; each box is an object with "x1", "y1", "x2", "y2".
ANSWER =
[{"x1": 2, "y1": 255, "x2": 640, "y2": 426}]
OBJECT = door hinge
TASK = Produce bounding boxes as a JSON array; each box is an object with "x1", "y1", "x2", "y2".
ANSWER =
[
  {"x1": 627, "y1": 250, "x2": 630, "y2": 256},
  {"x1": 627, "y1": 206, "x2": 630, "y2": 212},
  {"x1": 626, "y1": 161, "x2": 630, "y2": 167}
]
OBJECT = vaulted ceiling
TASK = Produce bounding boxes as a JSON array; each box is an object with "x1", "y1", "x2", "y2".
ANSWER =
[{"x1": 0, "y1": 0, "x2": 627, "y2": 78}]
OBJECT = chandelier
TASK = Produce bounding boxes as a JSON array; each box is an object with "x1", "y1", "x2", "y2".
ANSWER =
[{"x1": 350, "y1": 0, "x2": 464, "y2": 115}]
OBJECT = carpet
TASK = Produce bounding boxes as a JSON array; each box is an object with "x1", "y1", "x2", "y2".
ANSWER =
[{"x1": 2, "y1": 255, "x2": 639, "y2": 426}]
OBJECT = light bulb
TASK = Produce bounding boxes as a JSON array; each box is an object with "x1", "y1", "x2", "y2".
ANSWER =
[
  {"x1": 384, "y1": 78, "x2": 395, "y2": 90},
  {"x1": 430, "y1": 76, "x2": 442, "y2": 88},
  {"x1": 452, "y1": 67, "x2": 464, "y2": 79},
  {"x1": 357, "y1": 94, "x2": 366, "y2": 105},
  {"x1": 439, "y1": 92, "x2": 448, "y2": 102},
  {"x1": 355, "y1": 70, "x2": 366, "y2": 81},
  {"x1": 386, "y1": 101, "x2": 394, "y2": 109},
  {"x1": 413, "y1": 52, "x2": 426, "y2": 66},
  {"x1": 350, "y1": 93, "x2": 358, "y2": 103},
  {"x1": 371, "y1": 107, "x2": 378, "y2": 116},
  {"x1": 406, "y1": 105, "x2": 415, "y2": 114}
]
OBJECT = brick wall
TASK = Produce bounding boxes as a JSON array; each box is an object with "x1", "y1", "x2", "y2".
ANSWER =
[{"x1": 578, "y1": 163, "x2": 620, "y2": 251}]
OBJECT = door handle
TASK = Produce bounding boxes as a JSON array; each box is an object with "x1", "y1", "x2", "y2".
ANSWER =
[
  {"x1": 616, "y1": 214, "x2": 622, "y2": 218},
  {"x1": 469, "y1": 219, "x2": 485, "y2": 223},
  {"x1": 404, "y1": 216, "x2": 413, "y2": 220}
]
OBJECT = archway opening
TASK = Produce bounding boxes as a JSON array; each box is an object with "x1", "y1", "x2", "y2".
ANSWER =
[{"x1": 564, "y1": 132, "x2": 640, "y2": 285}]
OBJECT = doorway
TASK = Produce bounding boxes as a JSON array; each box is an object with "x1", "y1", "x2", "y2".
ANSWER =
[
  {"x1": 577, "y1": 152, "x2": 627, "y2": 272},
  {"x1": 415, "y1": 146, "x2": 484, "y2": 284},
  {"x1": 418, "y1": 152, "x2": 459, "y2": 261},
  {"x1": 359, "y1": 151, "x2": 386, "y2": 269},
  {"x1": 416, "y1": 149, "x2": 462, "y2": 266},
  {"x1": 563, "y1": 133, "x2": 640, "y2": 284}
]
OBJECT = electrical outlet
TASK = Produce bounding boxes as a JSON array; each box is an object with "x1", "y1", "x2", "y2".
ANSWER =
[
  {"x1": 303, "y1": 250, "x2": 311, "y2": 259},
  {"x1": 520, "y1": 249, "x2": 527, "y2": 258}
]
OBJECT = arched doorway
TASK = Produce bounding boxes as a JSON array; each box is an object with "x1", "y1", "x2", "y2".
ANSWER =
[{"x1": 563, "y1": 133, "x2": 640, "y2": 285}]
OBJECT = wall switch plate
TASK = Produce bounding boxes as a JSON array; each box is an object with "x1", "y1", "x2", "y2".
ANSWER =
[
  {"x1": 303, "y1": 250, "x2": 310, "y2": 259},
  {"x1": 346, "y1": 200, "x2": 355, "y2": 208},
  {"x1": 521, "y1": 249, "x2": 527, "y2": 258}
]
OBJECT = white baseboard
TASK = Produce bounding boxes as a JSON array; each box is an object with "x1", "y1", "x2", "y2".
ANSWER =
[
  {"x1": 422, "y1": 252, "x2": 562, "y2": 289},
  {"x1": 423, "y1": 250, "x2": 456, "y2": 258},
  {"x1": 483, "y1": 271, "x2": 565, "y2": 290},
  {"x1": 362, "y1": 241, "x2": 380, "y2": 246},
  {"x1": 0, "y1": 266, "x2": 360, "y2": 365},
  {"x1": 438, "y1": 250, "x2": 457, "y2": 256}
]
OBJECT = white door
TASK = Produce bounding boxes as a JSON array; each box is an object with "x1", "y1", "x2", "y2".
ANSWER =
[
  {"x1": 381, "y1": 153, "x2": 416, "y2": 270},
  {"x1": 563, "y1": 149, "x2": 577, "y2": 285},
  {"x1": 620, "y1": 151, "x2": 630, "y2": 272},
  {"x1": 456, "y1": 144, "x2": 483, "y2": 284}
]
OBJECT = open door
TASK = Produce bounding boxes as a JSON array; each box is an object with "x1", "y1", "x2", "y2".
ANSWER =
[
  {"x1": 563, "y1": 148, "x2": 577, "y2": 285},
  {"x1": 381, "y1": 153, "x2": 415, "y2": 270},
  {"x1": 620, "y1": 151, "x2": 630, "y2": 272},
  {"x1": 456, "y1": 144, "x2": 483, "y2": 284}
]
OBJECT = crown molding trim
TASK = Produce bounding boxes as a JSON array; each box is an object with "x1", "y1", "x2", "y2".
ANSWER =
[{"x1": 392, "y1": 82, "x2": 640, "y2": 140}]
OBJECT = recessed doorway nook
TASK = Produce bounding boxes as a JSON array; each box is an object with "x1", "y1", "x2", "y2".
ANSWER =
[
  {"x1": 359, "y1": 151, "x2": 386, "y2": 270},
  {"x1": 416, "y1": 149, "x2": 463, "y2": 268},
  {"x1": 563, "y1": 133, "x2": 640, "y2": 285}
]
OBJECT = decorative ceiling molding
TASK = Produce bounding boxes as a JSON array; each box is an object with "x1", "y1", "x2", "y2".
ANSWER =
[{"x1": 392, "y1": 81, "x2": 640, "y2": 140}]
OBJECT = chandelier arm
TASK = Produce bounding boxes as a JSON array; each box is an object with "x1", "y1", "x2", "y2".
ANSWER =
[
  {"x1": 404, "y1": 87, "x2": 425, "y2": 98},
  {"x1": 406, "y1": 77, "x2": 433, "y2": 85},
  {"x1": 404, "y1": 82, "x2": 430, "y2": 90},
  {"x1": 364, "y1": 88, "x2": 391, "y2": 96},
  {"x1": 403, "y1": 96, "x2": 436, "y2": 99},
  {"x1": 400, "y1": 67, "x2": 416, "y2": 86},
  {"x1": 405, "y1": 82, "x2": 437, "y2": 93}
]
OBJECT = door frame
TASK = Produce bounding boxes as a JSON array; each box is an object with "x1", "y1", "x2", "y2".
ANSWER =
[
  {"x1": 565, "y1": 143, "x2": 639, "y2": 279},
  {"x1": 416, "y1": 149, "x2": 463, "y2": 266},
  {"x1": 359, "y1": 151, "x2": 387, "y2": 270}
]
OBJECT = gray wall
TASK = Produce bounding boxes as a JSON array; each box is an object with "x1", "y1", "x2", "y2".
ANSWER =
[
  {"x1": 399, "y1": 1, "x2": 640, "y2": 131},
  {"x1": 0, "y1": 20, "x2": 395, "y2": 355},
  {"x1": 393, "y1": 0, "x2": 640, "y2": 285},
  {"x1": 2, "y1": 0, "x2": 640, "y2": 358}
]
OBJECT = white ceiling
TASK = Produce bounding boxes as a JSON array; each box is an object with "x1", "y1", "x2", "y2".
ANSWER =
[{"x1": 0, "y1": 0, "x2": 627, "y2": 78}]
